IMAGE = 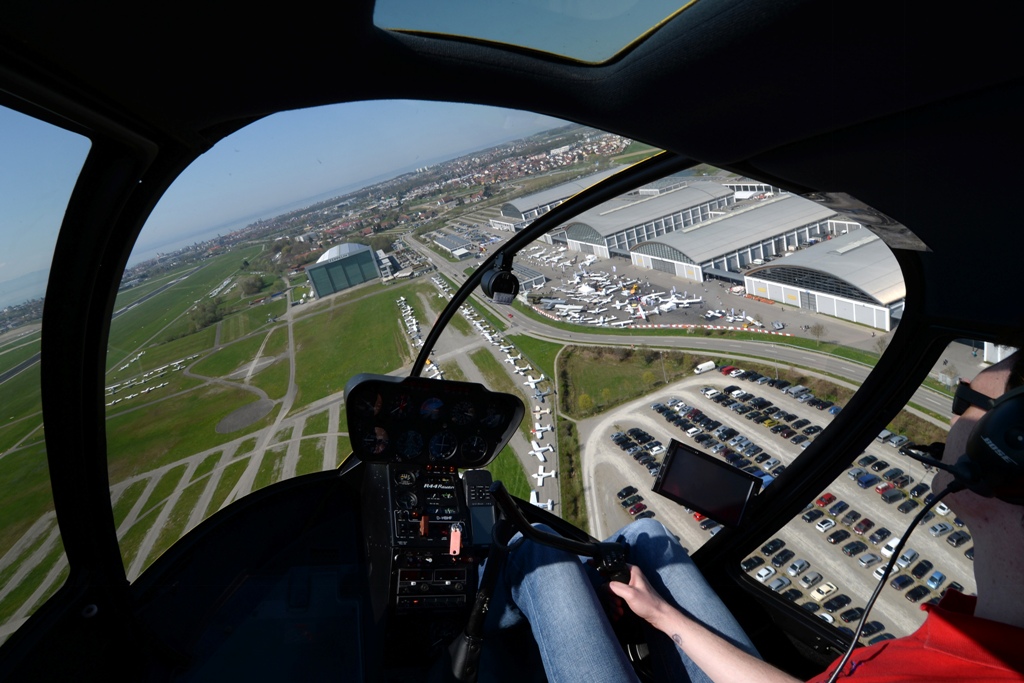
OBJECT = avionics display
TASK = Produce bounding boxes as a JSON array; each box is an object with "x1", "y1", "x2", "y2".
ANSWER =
[{"x1": 653, "y1": 439, "x2": 762, "y2": 527}]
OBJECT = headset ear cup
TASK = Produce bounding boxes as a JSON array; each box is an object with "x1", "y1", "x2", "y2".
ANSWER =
[{"x1": 965, "y1": 385, "x2": 1024, "y2": 504}]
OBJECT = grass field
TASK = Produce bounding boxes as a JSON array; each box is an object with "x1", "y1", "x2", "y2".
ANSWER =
[
  {"x1": 205, "y1": 459, "x2": 249, "y2": 517},
  {"x1": 560, "y1": 346, "x2": 696, "y2": 418},
  {"x1": 485, "y1": 445, "x2": 529, "y2": 499},
  {"x1": 0, "y1": 365, "x2": 42, "y2": 424},
  {"x1": 112, "y1": 480, "x2": 148, "y2": 528},
  {"x1": 192, "y1": 452, "x2": 222, "y2": 482},
  {"x1": 119, "y1": 502, "x2": 165, "y2": 571},
  {"x1": 190, "y1": 333, "x2": 269, "y2": 378},
  {"x1": 0, "y1": 539, "x2": 65, "y2": 627},
  {"x1": 0, "y1": 442, "x2": 56, "y2": 559},
  {"x1": 106, "y1": 384, "x2": 275, "y2": 482},
  {"x1": 234, "y1": 437, "x2": 257, "y2": 457},
  {"x1": 218, "y1": 300, "x2": 288, "y2": 344},
  {"x1": 0, "y1": 413, "x2": 43, "y2": 456},
  {"x1": 290, "y1": 282, "x2": 415, "y2": 412},
  {"x1": 144, "y1": 478, "x2": 207, "y2": 567},
  {"x1": 106, "y1": 247, "x2": 262, "y2": 372},
  {"x1": 253, "y1": 446, "x2": 287, "y2": 491},
  {"x1": 245, "y1": 357, "x2": 290, "y2": 400},
  {"x1": 296, "y1": 437, "x2": 325, "y2": 476},
  {"x1": 139, "y1": 464, "x2": 187, "y2": 516},
  {"x1": 507, "y1": 335, "x2": 562, "y2": 381},
  {"x1": 303, "y1": 410, "x2": 330, "y2": 437},
  {"x1": 0, "y1": 340, "x2": 40, "y2": 376}
]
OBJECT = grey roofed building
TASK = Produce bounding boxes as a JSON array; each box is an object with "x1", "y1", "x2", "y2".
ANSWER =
[
  {"x1": 432, "y1": 232, "x2": 473, "y2": 255},
  {"x1": 746, "y1": 230, "x2": 905, "y2": 306},
  {"x1": 631, "y1": 193, "x2": 836, "y2": 265},
  {"x1": 743, "y1": 229, "x2": 905, "y2": 331},
  {"x1": 563, "y1": 181, "x2": 734, "y2": 245},
  {"x1": 491, "y1": 167, "x2": 623, "y2": 230}
]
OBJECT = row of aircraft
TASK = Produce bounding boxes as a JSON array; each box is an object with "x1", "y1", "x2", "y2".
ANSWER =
[{"x1": 395, "y1": 295, "x2": 426, "y2": 349}]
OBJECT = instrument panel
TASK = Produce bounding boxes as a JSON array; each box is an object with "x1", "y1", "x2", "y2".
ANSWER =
[{"x1": 345, "y1": 373, "x2": 525, "y2": 468}]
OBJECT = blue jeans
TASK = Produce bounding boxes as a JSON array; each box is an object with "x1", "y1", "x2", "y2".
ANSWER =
[{"x1": 482, "y1": 519, "x2": 761, "y2": 683}]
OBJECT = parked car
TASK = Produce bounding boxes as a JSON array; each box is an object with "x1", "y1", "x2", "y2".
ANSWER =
[
  {"x1": 741, "y1": 556, "x2": 765, "y2": 572},
  {"x1": 929, "y1": 522, "x2": 953, "y2": 537},
  {"x1": 947, "y1": 530, "x2": 972, "y2": 548},
  {"x1": 868, "y1": 528, "x2": 892, "y2": 545},
  {"x1": 810, "y1": 582, "x2": 838, "y2": 602},
  {"x1": 787, "y1": 559, "x2": 810, "y2": 576},
  {"x1": 815, "y1": 493, "x2": 836, "y2": 507},
  {"x1": 755, "y1": 566, "x2": 776, "y2": 583},
  {"x1": 761, "y1": 538, "x2": 785, "y2": 555},
  {"x1": 823, "y1": 594, "x2": 853, "y2": 613},
  {"x1": 890, "y1": 575, "x2": 915, "y2": 591},
  {"x1": 802, "y1": 509, "x2": 824, "y2": 523},
  {"x1": 905, "y1": 586, "x2": 932, "y2": 603},
  {"x1": 827, "y1": 530, "x2": 852, "y2": 545},
  {"x1": 800, "y1": 571, "x2": 823, "y2": 589}
]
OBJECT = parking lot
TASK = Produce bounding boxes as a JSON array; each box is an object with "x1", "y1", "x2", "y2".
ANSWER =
[{"x1": 584, "y1": 367, "x2": 972, "y2": 643}]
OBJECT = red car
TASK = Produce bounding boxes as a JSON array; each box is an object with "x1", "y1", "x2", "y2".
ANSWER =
[
  {"x1": 628, "y1": 502, "x2": 648, "y2": 516},
  {"x1": 693, "y1": 511, "x2": 707, "y2": 522},
  {"x1": 816, "y1": 493, "x2": 836, "y2": 507},
  {"x1": 854, "y1": 518, "x2": 875, "y2": 535},
  {"x1": 876, "y1": 482, "x2": 893, "y2": 494}
]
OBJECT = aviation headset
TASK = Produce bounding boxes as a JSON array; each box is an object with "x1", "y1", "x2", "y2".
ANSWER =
[{"x1": 956, "y1": 384, "x2": 1024, "y2": 505}]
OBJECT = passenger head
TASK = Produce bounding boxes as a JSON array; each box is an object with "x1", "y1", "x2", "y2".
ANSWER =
[{"x1": 934, "y1": 350, "x2": 1023, "y2": 520}]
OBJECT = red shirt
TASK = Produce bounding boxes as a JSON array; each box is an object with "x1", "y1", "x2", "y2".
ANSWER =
[{"x1": 807, "y1": 592, "x2": 1024, "y2": 681}]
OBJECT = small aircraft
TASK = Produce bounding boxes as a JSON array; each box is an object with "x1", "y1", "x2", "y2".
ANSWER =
[
  {"x1": 528, "y1": 491, "x2": 554, "y2": 510},
  {"x1": 532, "y1": 406, "x2": 551, "y2": 415},
  {"x1": 513, "y1": 363, "x2": 532, "y2": 375},
  {"x1": 499, "y1": 344, "x2": 514, "y2": 353},
  {"x1": 524, "y1": 374, "x2": 546, "y2": 389},
  {"x1": 534, "y1": 388, "x2": 553, "y2": 403},
  {"x1": 529, "y1": 440, "x2": 553, "y2": 461},
  {"x1": 532, "y1": 422, "x2": 553, "y2": 437},
  {"x1": 531, "y1": 465, "x2": 556, "y2": 487},
  {"x1": 504, "y1": 353, "x2": 522, "y2": 364}
]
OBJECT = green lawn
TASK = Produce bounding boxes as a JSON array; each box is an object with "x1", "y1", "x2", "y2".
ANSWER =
[
  {"x1": 0, "y1": 340, "x2": 40, "y2": 377},
  {"x1": 139, "y1": 464, "x2": 187, "y2": 516},
  {"x1": 296, "y1": 437, "x2": 325, "y2": 476},
  {"x1": 144, "y1": 477, "x2": 208, "y2": 568},
  {"x1": 303, "y1": 410, "x2": 331, "y2": 436},
  {"x1": 0, "y1": 414, "x2": 43, "y2": 456},
  {"x1": 106, "y1": 384, "x2": 276, "y2": 482},
  {"x1": 191, "y1": 452, "x2": 222, "y2": 482},
  {"x1": 118, "y1": 502, "x2": 165, "y2": 571},
  {"x1": 218, "y1": 300, "x2": 287, "y2": 344},
  {"x1": 112, "y1": 480, "x2": 148, "y2": 528},
  {"x1": 0, "y1": 442, "x2": 56, "y2": 559},
  {"x1": 253, "y1": 446, "x2": 287, "y2": 491},
  {"x1": 290, "y1": 283, "x2": 415, "y2": 413},
  {"x1": 205, "y1": 458, "x2": 249, "y2": 517},
  {"x1": 190, "y1": 333, "x2": 268, "y2": 378},
  {"x1": 0, "y1": 365, "x2": 42, "y2": 424},
  {"x1": 484, "y1": 445, "x2": 529, "y2": 500},
  {"x1": 507, "y1": 335, "x2": 562, "y2": 382},
  {"x1": 0, "y1": 539, "x2": 65, "y2": 627},
  {"x1": 247, "y1": 357, "x2": 290, "y2": 400}
]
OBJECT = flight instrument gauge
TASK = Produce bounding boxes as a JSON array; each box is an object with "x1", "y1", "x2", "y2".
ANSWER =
[
  {"x1": 461, "y1": 434, "x2": 489, "y2": 463},
  {"x1": 450, "y1": 401, "x2": 476, "y2": 426},
  {"x1": 428, "y1": 431, "x2": 458, "y2": 461},
  {"x1": 398, "y1": 431, "x2": 424, "y2": 461},
  {"x1": 362, "y1": 426, "x2": 390, "y2": 455}
]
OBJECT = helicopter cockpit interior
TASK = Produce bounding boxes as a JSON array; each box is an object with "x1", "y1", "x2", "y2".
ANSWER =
[{"x1": 0, "y1": 2, "x2": 1021, "y2": 681}]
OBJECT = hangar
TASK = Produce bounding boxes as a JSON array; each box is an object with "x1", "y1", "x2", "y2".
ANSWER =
[
  {"x1": 744, "y1": 230, "x2": 905, "y2": 331},
  {"x1": 559, "y1": 179, "x2": 735, "y2": 258},
  {"x1": 305, "y1": 243, "x2": 381, "y2": 298},
  {"x1": 488, "y1": 167, "x2": 621, "y2": 232},
  {"x1": 628, "y1": 193, "x2": 842, "y2": 282}
]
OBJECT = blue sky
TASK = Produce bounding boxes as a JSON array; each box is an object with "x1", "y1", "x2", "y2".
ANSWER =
[{"x1": 0, "y1": 100, "x2": 566, "y2": 306}]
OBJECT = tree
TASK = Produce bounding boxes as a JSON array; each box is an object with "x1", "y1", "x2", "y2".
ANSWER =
[
  {"x1": 808, "y1": 323, "x2": 828, "y2": 346},
  {"x1": 641, "y1": 370, "x2": 656, "y2": 386},
  {"x1": 577, "y1": 393, "x2": 594, "y2": 413},
  {"x1": 601, "y1": 387, "x2": 612, "y2": 405},
  {"x1": 873, "y1": 334, "x2": 889, "y2": 356},
  {"x1": 240, "y1": 274, "x2": 263, "y2": 296}
]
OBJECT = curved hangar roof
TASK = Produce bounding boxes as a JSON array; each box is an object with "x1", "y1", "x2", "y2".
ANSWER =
[
  {"x1": 631, "y1": 193, "x2": 835, "y2": 263},
  {"x1": 747, "y1": 230, "x2": 906, "y2": 306},
  {"x1": 500, "y1": 167, "x2": 623, "y2": 219},
  {"x1": 561, "y1": 181, "x2": 733, "y2": 240},
  {"x1": 315, "y1": 242, "x2": 371, "y2": 264}
]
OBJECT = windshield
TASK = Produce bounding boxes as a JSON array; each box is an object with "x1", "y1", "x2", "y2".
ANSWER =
[
  {"x1": 106, "y1": 100, "x2": 902, "y2": 580},
  {"x1": 0, "y1": 104, "x2": 91, "y2": 643}
]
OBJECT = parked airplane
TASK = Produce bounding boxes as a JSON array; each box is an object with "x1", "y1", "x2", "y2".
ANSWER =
[
  {"x1": 528, "y1": 440, "x2": 552, "y2": 462},
  {"x1": 524, "y1": 374, "x2": 546, "y2": 389},
  {"x1": 532, "y1": 422, "x2": 553, "y2": 437},
  {"x1": 528, "y1": 491, "x2": 554, "y2": 511},
  {"x1": 531, "y1": 466, "x2": 556, "y2": 487},
  {"x1": 533, "y1": 388, "x2": 553, "y2": 403},
  {"x1": 498, "y1": 344, "x2": 514, "y2": 353},
  {"x1": 503, "y1": 353, "x2": 522, "y2": 364},
  {"x1": 532, "y1": 407, "x2": 551, "y2": 415}
]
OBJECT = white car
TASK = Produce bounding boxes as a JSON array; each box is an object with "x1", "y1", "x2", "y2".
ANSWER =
[
  {"x1": 873, "y1": 563, "x2": 899, "y2": 581},
  {"x1": 811, "y1": 582, "x2": 838, "y2": 602},
  {"x1": 815, "y1": 518, "x2": 836, "y2": 532},
  {"x1": 755, "y1": 567, "x2": 776, "y2": 583},
  {"x1": 880, "y1": 537, "x2": 902, "y2": 558}
]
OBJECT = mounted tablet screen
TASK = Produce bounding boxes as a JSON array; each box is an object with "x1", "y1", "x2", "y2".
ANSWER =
[{"x1": 653, "y1": 439, "x2": 762, "y2": 528}]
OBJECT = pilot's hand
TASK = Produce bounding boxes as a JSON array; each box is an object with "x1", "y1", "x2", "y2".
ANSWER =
[{"x1": 606, "y1": 564, "x2": 674, "y2": 631}]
